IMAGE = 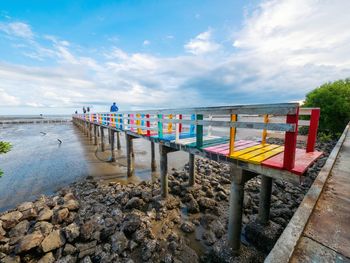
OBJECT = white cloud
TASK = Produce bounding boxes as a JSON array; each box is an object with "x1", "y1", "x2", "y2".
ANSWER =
[
  {"x1": 0, "y1": 88, "x2": 20, "y2": 106},
  {"x1": 0, "y1": 22, "x2": 33, "y2": 39},
  {"x1": 184, "y1": 30, "x2": 221, "y2": 55},
  {"x1": 143, "y1": 40, "x2": 150, "y2": 46}
]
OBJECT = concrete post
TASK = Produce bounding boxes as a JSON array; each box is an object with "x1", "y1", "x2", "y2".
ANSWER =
[
  {"x1": 100, "y1": 126, "x2": 105, "y2": 152},
  {"x1": 94, "y1": 125, "x2": 98, "y2": 146},
  {"x1": 258, "y1": 175, "x2": 273, "y2": 225},
  {"x1": 110, "y1": 129, "x2": 116, "y2": 162},
  {"x1": 151, "y1": 142, "x2": 157, "y2": 172},
  {"x1": 188, "y1": 153, "x2": 195, "y2": 186},
  {"x1": 160, "y1": 145, "x2": 168, "y2": 198},
  {"x1": 228, "y1": 166, "x2": 257, "y2": 254},
  {"x1": 126, "y1": 134, "x2": 135, "y2": 177},
  {"x1": 89, "y1": 123, "x2": 93, "y2": 141},
  {"x1": 108, "y1": 128, "x2": 111, "y2": 144},
  {"x1": 116, "y1": 131, "x2": 121, "y2": 150}
]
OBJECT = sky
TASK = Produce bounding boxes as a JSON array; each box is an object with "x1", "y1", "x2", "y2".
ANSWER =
[{"x1": 0, "y1": 0, "x2": 349, "y2": 115}]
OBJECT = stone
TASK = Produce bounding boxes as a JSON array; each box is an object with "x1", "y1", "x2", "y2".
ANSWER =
[
  {"x1": 80, "y1": 220, "x2": 95, "y2": 240},
  {"x1": 111, "y1": 231, "x2": 128, "y2": 254},
  {"x1": 81, "y1": 256, "x2": 93, "y2": 263},
  {"x1": 124, "y1": 197, "x2": 145, "y2": 210},
  {"x1": 41, "y1": 230, "x2": 66, "y2": 252},
  {"x1": 15, "y1": 231, "x2": 44, "y2": 253},
  {"x1": 17, "y1": 202, "x2": 33, "y2": 212},
  {"x1": 180, "y1": 222, "x2": 195, "y2": 233},
  {"x1": 37, "y1": 207, "x2": 53, "y2": 221},
  {"x1": 21, "y1": 208, "x2": 37, "y2": 220},
  {"x1": 63, "y1": 199, "x2": 80, "y2": 211},
  {"x1": 0, "y1": 211, "x2": 23, "y2": 229},
  {"x1": 56, "y1": 255, "x2": 77, "y2": 263},
  {"x1": 1, "y1": 255, "x2": 20, "y2": 263},
  {"x1": 187, "y1": 198, "x2": 200, "y2": 213},
  {"x1": 63, "y1": 223, "x2": 80, "y2": 242},
  {"x1": 202, "y1": 230, "x2": 216, "y2": 246},
  {"x1": 76, "y1": 241, "x2": 97, "y2": 258},
  {"x1": 52, "y1": 208, "x2": 69, "y2": 224},
  {"x1": 122, "y1": 213, "x2": 141, "y2": 236},
  {"x1": 63, "y1": 243, "x2": 77, "y2": 255},
  {"x1": 34, "y1": 221, "x2": 54, "y2": 236},
  {"x1": 141, "y1": 240, "x2": 157, "y2": 261},
  {"x1": 165, "y1": 196, "x2": 180, "y2": 210},
  {"x1": 9, "y1": 220, "x2": 29, "y2": 237},
  {"x1": 38, "y1": 252, "x2": 55, "y2": 263},
  {"x1": 198, "y1": 197, "x2": 217, "y2": 211}
]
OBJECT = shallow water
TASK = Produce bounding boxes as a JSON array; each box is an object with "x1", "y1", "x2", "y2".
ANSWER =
[{"x1": 0, "y1": 122, "x2": 188, "y2": 211}]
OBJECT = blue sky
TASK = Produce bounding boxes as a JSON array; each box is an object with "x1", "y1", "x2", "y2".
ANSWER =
[{"x1": 0, "y1": 0, "x2": 349, "y2": 114}]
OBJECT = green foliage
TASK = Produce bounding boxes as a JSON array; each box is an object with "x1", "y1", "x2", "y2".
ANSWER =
[
  {"x1": 303, "y1": 79, "x2": 350, "y2": 137},
  {"x1": 0, "y1": 141, "x2": 11, "y2": 177},
  {"x1": 0, "y1": 141, "x2": 12, "y2": 154}
]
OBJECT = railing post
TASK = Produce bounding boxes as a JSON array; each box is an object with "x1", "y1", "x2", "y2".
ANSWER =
[
  {"x1": 146, "y1": 114, "x2": 151, "y2": 136},
  {"x1": 196, "y1": 114, "x2": 203, "y2": 148},
  {"x1": 229, "y1": 114, "x2": 237, "y2": 157},
  {"x1": 168, "y1": 114, "x2": 173, "y2": 133},
  {"x1": 262, "y1": 114, "x2": 269, "y2": 145},
  {"x1": 158, "y1": 114, "x2": 163, "y2": 139},
  {"x1": 190, "y1": 114, "x2": 195, "y2": 135},
  {"x1": 179, "y1": 114, "x2": 182, "y2": 133},
  {"x1": 306, "y1": 108, "x2": 320, "y2": 153},
  {"x1": 283, "y1": 107, "x2": 299, "y2": 170}
]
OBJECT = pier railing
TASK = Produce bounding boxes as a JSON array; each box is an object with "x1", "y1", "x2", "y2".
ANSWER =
[{"x1": 73, "y1": 103, "x2": 320, "y2": 172}]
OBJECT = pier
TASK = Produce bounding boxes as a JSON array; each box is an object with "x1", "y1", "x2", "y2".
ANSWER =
[{"x1": 72, "y1": 103, "x2": 323, "y2": 254}]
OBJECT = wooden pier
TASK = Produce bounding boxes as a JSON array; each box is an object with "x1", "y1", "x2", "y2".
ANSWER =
[{"x1": 72, "y1": 103, "x2": 323, "y2": 254}]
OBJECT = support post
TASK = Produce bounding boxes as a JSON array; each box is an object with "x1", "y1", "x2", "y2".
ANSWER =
[
  {"x1": 188, "y1": 153, "x2": 195, "y2": 186},
  {"x1": 110, "y1": 129, "x2": 116, "y2": 162},
  {"x1": 89, "y1": 123, "x2": 93, "y2": 141},
  {"x1": 160, "y1": 145, "x2": 168, "y2": 198},
  {"x1": 126, "y1": 134, "x2": 135, "y2": 177},
  {"x1": 100, "y1": 126, "x2": 105, "y2": 152},
  {"x1": 228, "y1": 166, "x2": 257, "y2": 254},
  {"x1": 93, "y1": 125, "x2": 98, "y2": 145},
  {"x1": 258, "y1": 175, "x2": 273, "y2": 225},
  {"x1": 116, "y1": 131, "x2": 121, "y2": 150},
  {"x1": 108, "y1": 128, "x2": 111, "y2": 144},
  {"x1": 151, "y1": 142, "x2": 157, "y2": 172}
]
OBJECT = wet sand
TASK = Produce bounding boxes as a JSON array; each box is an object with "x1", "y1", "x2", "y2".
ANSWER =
[{"x1": 0, "y1": 122, "x2": 188, "y2": 212}]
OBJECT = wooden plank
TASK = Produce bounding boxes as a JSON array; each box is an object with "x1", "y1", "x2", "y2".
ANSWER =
[
  {"x1": 230, "y1": 144, "x2": 269, "y2": 158},
  {"x1": 262, "y1": 148, "x2": 323, "y2": 175},
  {"x1": 306, "y1": 108, "x2": 320, "y2": 152},
  {"x1": 205, "y1": 140, "x2": 249, "y2": 152},
  {"x1": 248, "y1": 146, "x2": 285, "y2": 164},
  {"x1": 158, "y1": 114, "x2": 163, "y2": 138},
  {"x1": 219, "y1": 141, "x2": 260, "y2": 155},
  {"x1": 237, "y1": 144, "x2": 281, "y2": 161},
  {"x1": 262, "y1": 114, "x2": 269, "y2": 144},
  {"x1": 177, "y1": 135, "x2": 219, "y2": 145},
  {"x1": 168, "y1": 114, "x2": 173, "y2": 132}
]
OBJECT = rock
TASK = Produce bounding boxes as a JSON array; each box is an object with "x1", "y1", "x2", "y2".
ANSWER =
[
  {"x1": 63, "y1": 243, "x2": 77, "y2": 255},
  {"x1": 15, "y1": 231, "x2": 44, "y2": 253},
  {"x1": 211, "y1": 221, "x2": 225, "y2": 238},
  {"x1": 166, "y1": 196, "x2": 180, "y2": 210},
  {"x1": 41, "y1": 230, "x2": 66, "y2": 252},
  {"x1": 198, "y1": 197, "x2": 217, "y2": 211},
  {"x1": 141, "y1": 240, "x2": 157, "y2": 261},
  {"x1": 9, "y1": 220, "x2": 29, "y2": 237},
  {"x1": 76, "y1": 241, "x2": 97, "y2": 258},
  {"x1": 37, "y1": 207, "x2": 53, "y2": 221},
  {"x1": 38, "y1": 252, "x2": 55, "y2": 263},
  {"x1": 80, "y1": 220, "x2": 95, "y2": 240},
  {"x1": 122, "y1": 213, "x2": 141, "y2": 236},
  {"x1": 111, "y1": 231, "x2": 128, "y2": 254},
  {"x1": 63, "y1": 199, "x2": 80, "y2": 211},
  {"x1": 63, "y1": 223, "x2": 80, "y2": 242},
  {"x1": 34, "y1": 221, "x2": 53, "y2": 236},
  {"x1": 180, "y1": 222, "x2": 195, "y2": 233},
  {"x1": 202, "y1": 230, "x2": 216, "y2": 246},
  {"x1": 52, "y1": 208, "x2": 69, "y2": 224},
  {"x1": 124, "y1": 197, "x2": 145, "y2": 210},
  {"x1": 17, "y1": 202, "x2": 33, "y2": 212},
  {"x1": 56, "y1": 255, "x2": 77, "y2": 263},
  {"x1": 1, "y1": 255, "x2": 20, "y2": 263},
  {"x1": 187, "y1": 198, "x2": 200, "y2": 213},
  {"x1": 21, "y1": 208, "x2": 37, "y2": 220},
  {"x1": 0, "y1": 211, "x2": 23, "y2": 229}
]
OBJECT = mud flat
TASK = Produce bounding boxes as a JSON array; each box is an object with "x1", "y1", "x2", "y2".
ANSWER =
[{"x1": 0, "y1": 140, "x2": 335, "y2": 263}]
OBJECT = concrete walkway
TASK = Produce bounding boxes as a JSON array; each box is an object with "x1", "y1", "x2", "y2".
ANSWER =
[{"x1": 266, "y1": 123, "x2": 350, "y2": 263}]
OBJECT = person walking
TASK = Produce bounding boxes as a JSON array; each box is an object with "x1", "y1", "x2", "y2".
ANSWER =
[
  {"x1": 83, "y1": 106, "x2": 86, "y2": 114},
  {"x1": 110, "y1": 102, "x2": 119, "y2": 112}
]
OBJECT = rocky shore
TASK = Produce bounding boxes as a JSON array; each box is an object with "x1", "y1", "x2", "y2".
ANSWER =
[{"x1": 0, "y1": 140, "x2": 336, "y2": 263}]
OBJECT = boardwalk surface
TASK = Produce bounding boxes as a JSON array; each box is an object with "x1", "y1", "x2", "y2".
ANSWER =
[{"x1": 290, "y1": 127, "x2": 350, "y2": 262}]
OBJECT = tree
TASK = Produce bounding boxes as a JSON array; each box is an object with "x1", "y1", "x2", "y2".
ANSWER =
[
  {"x1": 303, "y1": 79, "x2": 350, "y2": 137},
  {"x1": 0, "y1": 141, "x2": 11, "y2": 176}
]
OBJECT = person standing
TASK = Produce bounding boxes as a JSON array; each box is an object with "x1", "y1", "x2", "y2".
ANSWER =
[
  {"x1": 83, "y1": 106, "x2": 86, "y2": 114},
  {"x1": 110, "y1": 102, "x2": 119, "y2": 112}
]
